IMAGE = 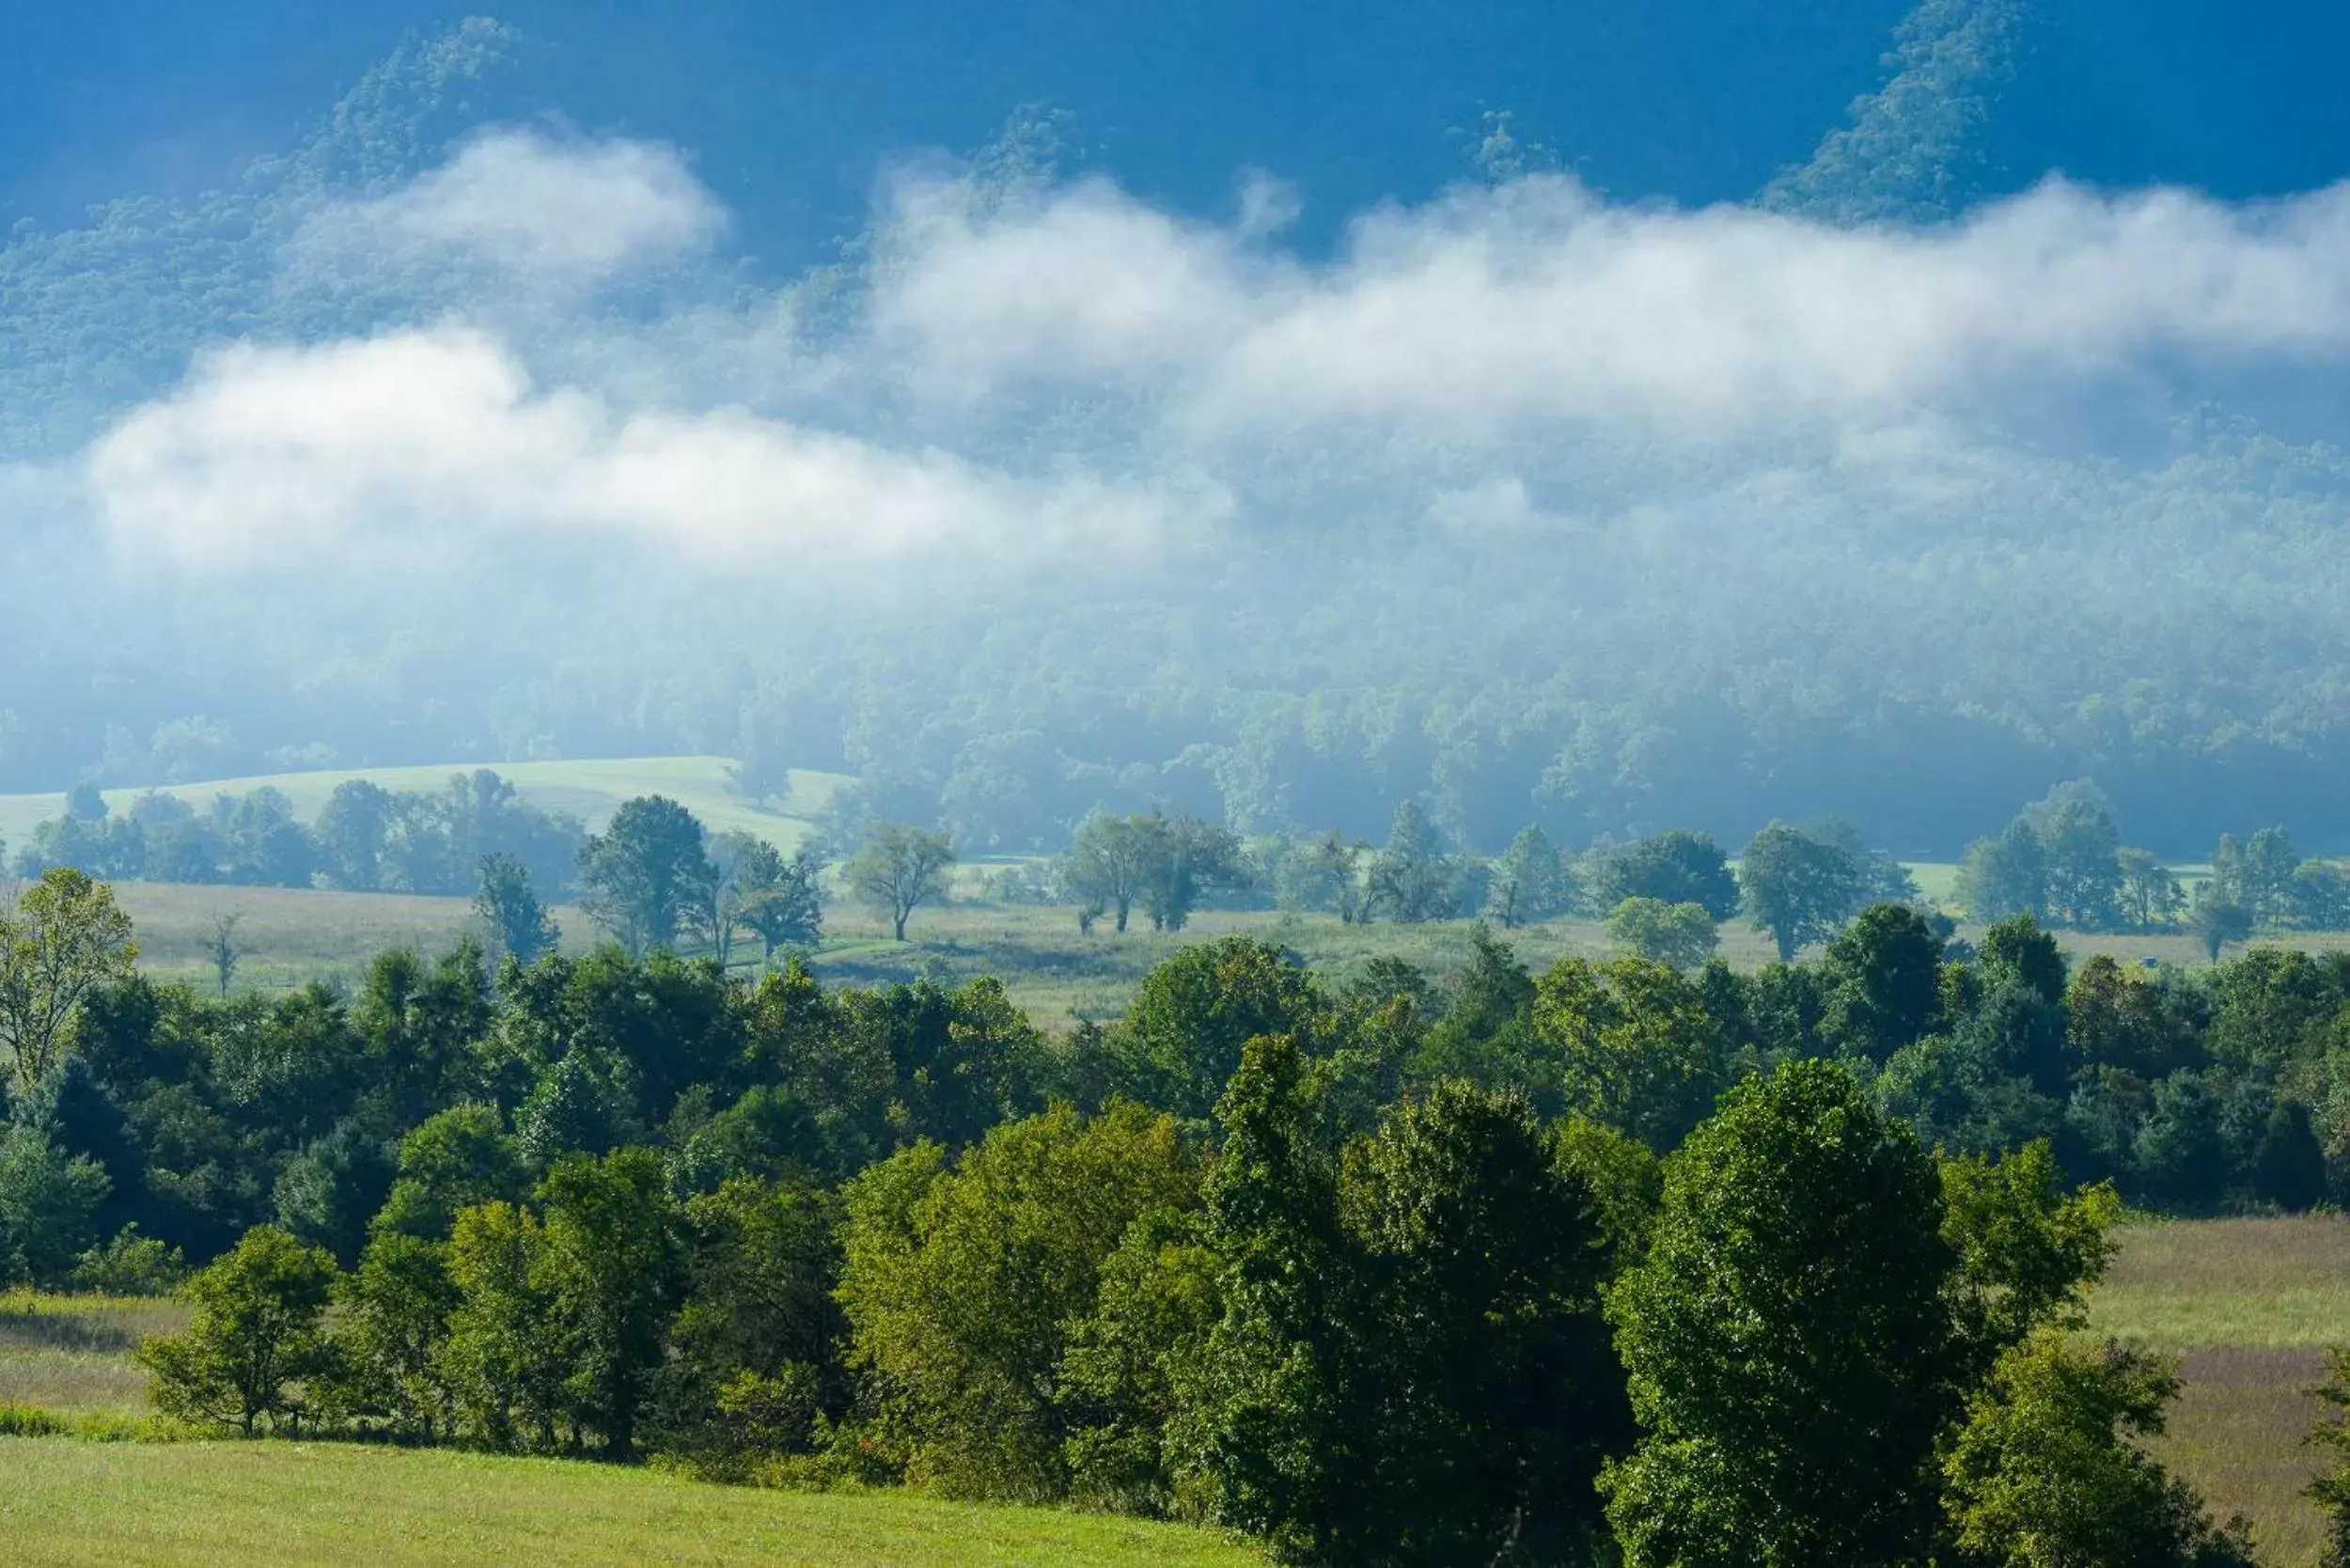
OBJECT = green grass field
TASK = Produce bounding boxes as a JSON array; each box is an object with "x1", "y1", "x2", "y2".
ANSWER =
[
  {"x1": 2089, "y1": 1215, "x2": 2350, "y2": 1566},
  {"x1": 0, "y1": 1440, "x2": 1262, "y2": 1568},
  {"x1": 0, "y1": 755, "x2": 850, "y2": 856}
]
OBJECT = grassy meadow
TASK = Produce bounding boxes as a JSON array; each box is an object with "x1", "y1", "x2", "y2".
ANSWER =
[
  {"x1": 0, "y1": 1439, "x2": 1263, "y2": 1567},
  {"x1": 0, "y1": 755, "x2": 851, "y2": 856},
  {"x1": 0, "y1": 1292, "x2": 186, "y2": 1421}
]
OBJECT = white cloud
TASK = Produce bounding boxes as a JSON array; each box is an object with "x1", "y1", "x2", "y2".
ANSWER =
[
  {"x1": 85, "y1": 330, "x2": 1201, "y2": 572},
  {"x1": 292, "y1": 130, "x2": 726, "y2": 288},
  {"x1": 861, "y1": 172, "x2": 2350, "y2": 439}
]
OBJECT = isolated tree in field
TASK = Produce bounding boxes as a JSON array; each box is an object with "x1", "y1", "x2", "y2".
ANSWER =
[
  {"x1": 731, "y1": 839, "x2": 824, "y2": 965},
  {"x1": 2291, "y1": 861, "x2": 2350, "y2": 931},
  {"x1": 139, "y1": 1224, "x2": 338, "y2": 1435},
  {"x1": 1068, "y1": 813, "x2": 1162, "y2": 933},
  {"x1": 1737, "y1": 822, "x2": 1863, "y2": 963},
  {"x1": 1603, "y1": 1058, "x2": 1962, "y2": 1566},
  {"x1": 1484, "y1": 823, "x2": 1569, "y2": 928},
  {"x1": 204, "y1": 911, "x2": 242, "y2": 996},
  {"x1": 1278, "y1": 829, "x2": 1370, "y2": 922},
  {"x1": 1140, "y1": 813, "x2": 1245, "y2": 932},
  {"x1": 0, "y1": 867, "x2": 137, "y2": 1092},
  {"x1": 1368, "y1": 801, "x2": 1458, "y2": 922},
  {"x1": 1606, "y1": 897, "x2": 1718, "y2": 969},
  {"x1": 1595, "y1": 830, "x2": 1740, "y2": 920},
  {"x1": 2188, "y1": 891, "x2": 2252, "y2": 964},
  {"x1": 2222, "y1": 825, "x2": 2302, "y2": 927},
  {"x1": 475, "y1": 853, "x2": 558, "y2": 965},
  {"x1": 691, "y1": 830, "x2": 761, "y2": 968},
  {"x1": 575, "y1": 795, "x2": 714, "y2": 957},
  {"x1": 846, "y1": 823, "x2": 954, "y2": 941}
]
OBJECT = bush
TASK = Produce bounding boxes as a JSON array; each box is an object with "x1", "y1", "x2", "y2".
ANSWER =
[{"x1": 70, "y1": 1224, "x2": 189, "y2": 1294}]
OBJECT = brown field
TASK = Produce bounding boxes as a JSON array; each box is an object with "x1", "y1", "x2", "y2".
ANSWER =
[{"x1": 2092, "y1": 1216, "x2": 2350, "y2": 1566}]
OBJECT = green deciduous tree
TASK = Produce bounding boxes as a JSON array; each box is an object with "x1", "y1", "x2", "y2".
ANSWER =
[
  {"x1": 1959, "y1": 818, "x2": 2051, "y2": 924},
  {"x1": 1482, "y1": 823, "x2": 1569, "y2": 928},
  {"x1": 439, "y1": 1200, "x2": 569, "y2": 1451},
  {"x1": 1606, "y1": 897, "x2": 1719, "y2": 970},
  {"x1": 1601, "y1": 1058, "x2": 1961, "y2": 1567},
  {"x1": 1821, "y1": 902, "x2": 1946, "y2": 1063},
  {"x1": 845, "y1": 823, "x2": 955, "y2": 941},
  {"x1": 0, "y1": 867, "x2": 137, "y2": 1092},
  {"x1": 538, "y1": 1147, "x2": 682, "y2": 1457},
  {"x1": 2308, "y1": 1347, "x2": 2350, "y2": 1566},
  {"x1": 2119, "y1": 847, "x2": 2186, "y2": 928},
  {"x1": 1945, "y1": 1335, "x2": 2255, "y2": 1567},
  {"x1": 1172, "y1": 1034, "x2": 1350, "y2": 1560},
  {"x1": 1534, "y1": 957, "x2": 1729, "y2": 1150},
  {"x1": 0, "y1": 1121, "x2": 111, "y2": 1286},
  {"x1": 838, "y1": 1101, "x2": 1199, "y2": 1497},
  {"x1": 1596, "y1": 829, "x2": 1740, "y2": 920},
  {"x1": 372, "y1": 1103, "x2": 528, "y2": 1242},
  {"x1": 576, "y1": 795, "x2": 715, "y2": 957},
  {"x1": 2190, "y1": 889, "x2": 2253, "y2": 964},
  {"x1": 1115, "y1": 937, "x2": 1325, "y2": 1123},
  {"x1": 1738, "y1": 823, "x2": 1863, "y2": 963},
  {"x1": 1366, "y1": 801, "x2": 1460, "y2": 923},
  {"x1": 732, "y1": 840, "x2": 824, "y2": 965},
  {"x1": 139, "y1": 1225, "x2": 338, "y2": 1435},
  {"x1": 331, "y1": 1230, "x2": 460, "y2": 1440},
  {"x1": 651, "y1": 1177, "x2": 845, "y2": 1471},
  {"x1": 475, "y1": 852, "x2": 558, "y2": 964},
  {"x1": 1325, "y1": 1080, "x2": 1627, "y2": 1566},
  {"x1": 1069, "y1": 813, "x2": 1162, "y2": 933}
]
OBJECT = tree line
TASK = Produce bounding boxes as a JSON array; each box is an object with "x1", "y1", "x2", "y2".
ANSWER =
[
  {"x1": 13, "y1": 871, "x2": 2350, "y2": 1560},
  {"x1": 1958, "y1": 780, "x2": 2350, "y2": 944},
  {"x1": 7, "y1": 771, "x2": 584, "y2": 899}
]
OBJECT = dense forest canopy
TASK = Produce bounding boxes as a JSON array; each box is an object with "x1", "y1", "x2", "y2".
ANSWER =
[{"x1": 8, "y1": 3, "x2": 2350, "y2": 857}]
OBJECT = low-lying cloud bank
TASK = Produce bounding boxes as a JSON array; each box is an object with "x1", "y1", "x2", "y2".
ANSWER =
[{"x1": 66, "y1": 127, "x2": 2350, "y2": 580}]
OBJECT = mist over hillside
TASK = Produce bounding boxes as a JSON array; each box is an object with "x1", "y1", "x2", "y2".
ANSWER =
[{"x1": 8, "y1": 1, "x2": 2350, "y2": 857}]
